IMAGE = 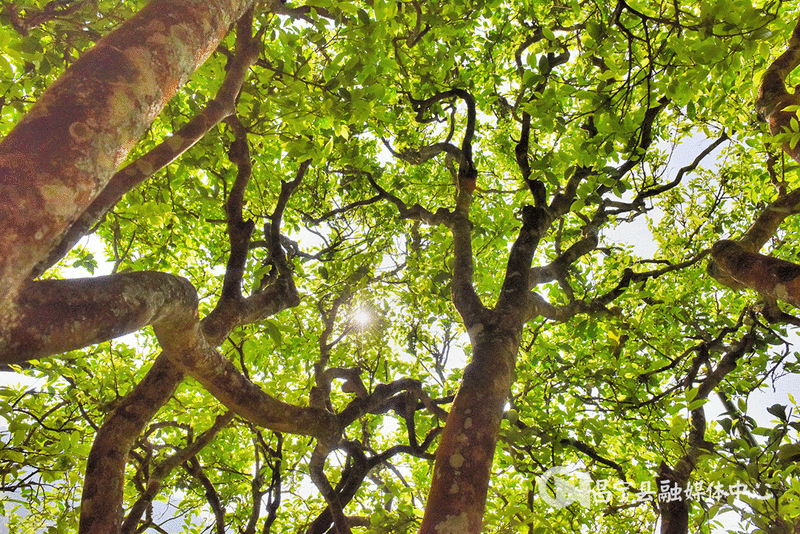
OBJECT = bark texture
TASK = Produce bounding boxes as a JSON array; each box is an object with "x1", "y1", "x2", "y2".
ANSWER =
[
  {"x1": 656, "y1": 462, "x2": 690, "y2": 534},
  {"x1": 418, "y1": 192, "x2": 549, "y2": 533},
  {"x1": 80, "y1": 354, "x2": 185, "y2": 534},
  {"x1": 0, "y1": 0, "x2": 254, "y2": 313},
  {"x1": 712, "y1": 239, "x2": 800, "y2": 308},
  {"x1": 756, "y1": 16, "x2": 800, "y2": 162},
  {"x1": 419, "y1": 335, "x2": 517, "y2": 533}
]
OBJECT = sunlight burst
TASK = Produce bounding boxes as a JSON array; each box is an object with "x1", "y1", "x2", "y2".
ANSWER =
[{"x1": 353, "y1": 308, "x2": 372, "y2": 327}]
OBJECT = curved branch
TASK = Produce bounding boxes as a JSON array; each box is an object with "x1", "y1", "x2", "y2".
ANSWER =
[
  {"x1": 6, "y1": 0, "x2": 91, "y2": 36},
  {"x1": 409, "y1": 89, "x2": 477, "y2": 191},
  {"x1": 382, "y1": 138, "x2": 462, "y2": 166},
  {"x1": 220, "y1": 114, "x2": 256, "y2": 303},
  {"x1": 560, "y1": 438, "x2": 628, "y2": 482},
  {"x1": 496, "y1": 206, "x2": 551, "y2": 314},
  {"x1": 309, "y1": 443, "x2": 352, "y2": 534},
  {"x1": 80, "y1": 353, "x2": 185, "y2": 534},
  {"x1": 612, "y1": 97, "x2": 669, "y2": 179},
  {"x1": 739, "y1": 187, "x2": 800, "y2": 252},
  {"x1": 1, "y1": 272, "x2": 200, "y2": 363},
  {"x1": 756, "y1": 16, "x2": 800, "y2": 162},
  {"x1": 637, "y1": 133, "x2": 728, "y2": 202},
  {"x1": 121, "y1": 412, "x2": 235, "y2": 534},
  {"x1": 305, "y1": 431, "x2": 441, "y2": 534},
  {"x1": 303, "y1": 194, "x2": 383, "y2": 225},
  {"x1": 365, "y1": 172, "x2": 451, "y2": 225},
  {"x1": 529, "y1": 227, "x2": 599, "y2": 287},
  {"x1": 527, "y1": 252, "x2": 709, "y2": 323},
  {"x1": 77, "y1": 271, "x2": 310, "y2": 534},
  {"x1": 264, "y1": 158, "x2": 311, "y2": 279}
]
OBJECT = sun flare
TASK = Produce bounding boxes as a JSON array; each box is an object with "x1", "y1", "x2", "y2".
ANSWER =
[{"x1": 353, "y1": 308, "x2": 372, "y2": 326}]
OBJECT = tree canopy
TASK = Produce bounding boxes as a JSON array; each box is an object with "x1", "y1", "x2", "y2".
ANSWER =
[{"x1": 2, "y1": 0, "x2": 800, "y2": 532}]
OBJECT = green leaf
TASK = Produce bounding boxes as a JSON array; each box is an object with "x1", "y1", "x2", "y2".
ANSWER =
[
  {"x1": 767, "y1": 403, "x2": 787, "y2": 421},
  {"x1": 262, "y1": 320, "x2": 282, "y2": 345},
  {"x1": 323, "y1": 137, "x2": 334, "y2": 156}
]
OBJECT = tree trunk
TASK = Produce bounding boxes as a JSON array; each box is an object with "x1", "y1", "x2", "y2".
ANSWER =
[
  {"x1": 656, "y1": 462, "x2": 689, "y2": 534},
  {"x1": 0, "y1": 0, "x2": 254, "y2": 313},
  {"x1": 419, "y1": 332, "x2": 518, "y2": 534}
]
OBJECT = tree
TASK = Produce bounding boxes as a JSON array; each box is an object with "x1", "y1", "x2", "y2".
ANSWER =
[{"x1": 2, "y1": 0, "x2": 800, "y2": 533}]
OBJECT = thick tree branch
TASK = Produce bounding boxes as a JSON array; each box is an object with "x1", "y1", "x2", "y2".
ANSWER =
[
  {"x1": 695, "y1": 332, "x2": 755, "y2": 400},
  {"x1": 81, "y1": 149, "x2": 305, "y2": 534},
  {"x1": 80, "y1": 353, "x2": 184, "y2": 534},
  {"x1": 0, "y1": 0, "x2": 256, "y2": 310},
  {"x1": 655, "y1": 460, "x2": 690, "y2": 534},
  {"x1": 712, "y1": 239, "x2": 800, "y2": 308},
  {"x1": 79, "y1": 269, "x2": 306, "y2": 534},
  {"x1": 32, "y1": 12, "x2": 264, "y2": 278},
  {"x1": 449, "y1": 190, "x2": 487, "y2": 332},
  {"x1": 515, "y1": 112, "x2": 533, "y2": 182},
  {"x1": 1, "y1": 272, "x2": 200, "y2": 363},
  {"x1": 121, "y1": 412, "x2": 235, "y2": 534},
  {"x1": 496, "y1": 206, "x2": 550, "y2": 314},
  {"x1": 218, "y1": 114, "x2": 256, "y2": 303},
  {"x1": 756, "y1": 16, "x2": 800, "y2": 163},
  {"x1": 309, "y1": 443, "x2": 352, "y2": 534},
  {"x1": 269, "y1": 159, "x2": 311, "y2": 274},
  {"x1": 739, "y1": 187, "x2": 800, "y2": 252},
  {"x1": 549, "y1": 166, "x2": 592, "y2": 217}
]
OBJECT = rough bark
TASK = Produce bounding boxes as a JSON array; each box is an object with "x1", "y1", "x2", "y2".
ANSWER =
[
  {"x1": 711, "y1": 17, "x2": 800, "y2": 298},
  {"x1": 419, "y1": 191, "x2": 548, "y2": 533},
  {"x1": 756, "y1": 16, "x2": 800, "y2": 163},
  {"x1": 32, "y1": 12, "x2": 263, "y2": 278},
  {"x1": 407, "y1": 77, "x2": 587, "y2": 531},
  {"x1": 656, "y1": 462, "x2": 690, "y2": 534},
  {"x1": 0, "y1": 0, "x2": 255, "y2": 314},
  {"x1": 739, "y1": 188, "x2": 800, "y2": 253},
  {"x1": 0, "y1": 272, "x2": 199, "y2": 363},
  {"x1": 711, "y1": 239, "x2": 800, "y2": 308},
  {"x1": 418, "y1": 335, "x2": 517, "y2": 534},
  {"x1": 80, "y1": 354, "x2": 185, "y2": 534}
]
